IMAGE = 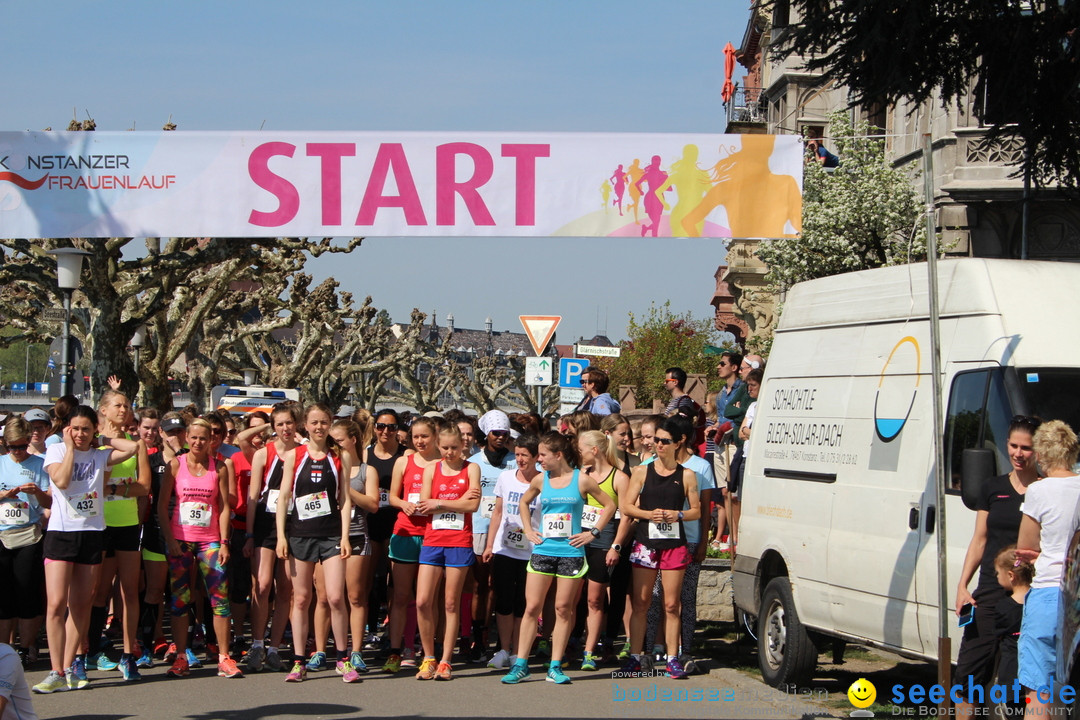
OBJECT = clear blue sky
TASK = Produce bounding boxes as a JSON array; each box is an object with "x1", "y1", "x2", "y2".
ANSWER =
[{"x1": 3, "y1": 1, "x2": 750, "y2": 342}]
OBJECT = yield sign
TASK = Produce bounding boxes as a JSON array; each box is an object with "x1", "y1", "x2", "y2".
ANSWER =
[{"x1": 519, "y1": 315, "x2": 561, "y2": 356}]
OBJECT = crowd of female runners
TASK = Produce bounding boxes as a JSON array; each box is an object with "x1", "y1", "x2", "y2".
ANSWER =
[{"x1": 0, "y1": 392, "x2": 716, "y2": 692}]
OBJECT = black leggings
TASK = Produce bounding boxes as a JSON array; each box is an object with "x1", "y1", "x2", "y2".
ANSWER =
[
  {"x1": 491, "y1": 554, "x2": 528, "y2": 617},
  {"x1": 0, "y1": 538, "x2": 44, "y2": 619}
]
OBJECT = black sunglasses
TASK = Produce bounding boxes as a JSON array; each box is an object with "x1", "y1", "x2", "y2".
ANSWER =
[
  {"x1": 375, "y1": 422, "x2": 398, "y2": 431},
  {"x1": 6, "y1": 443, "x2": 30, "y2": 451},
  {"x1": 654, "y1": 437, "x2": 677, "y2": 446},
  {"x1": 489, "y1": 430, "x2": 511, "y2": 437}
]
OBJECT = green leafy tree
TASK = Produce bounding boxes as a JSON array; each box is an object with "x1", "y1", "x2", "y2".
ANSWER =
[
  {"x1": 756, "y1": 111, "x2": 929, "y2": 291},
  {"x1": 604, "y1": 303, "x2": 724, "y2": 407},
  {"x1": 775, "y1": 0, "x2": 1080, "y2": 187}
]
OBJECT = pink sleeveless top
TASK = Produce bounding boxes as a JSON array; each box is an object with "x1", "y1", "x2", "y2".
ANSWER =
[{"x1": 171, "y1": 454, "x2": 222, "y2": 543}]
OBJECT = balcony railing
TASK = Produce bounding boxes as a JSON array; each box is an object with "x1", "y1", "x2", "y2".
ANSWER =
[{"x1": 725, "y1": 85, "x2": 766, "y2": 128}]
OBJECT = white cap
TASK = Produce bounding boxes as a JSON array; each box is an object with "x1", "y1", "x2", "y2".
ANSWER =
[
  {"x1": 24, "y1": 408, "x2": 50, "y2": 424},
  {"x1": 477, "y1": 409, "x2": 511, "y2": 435}
]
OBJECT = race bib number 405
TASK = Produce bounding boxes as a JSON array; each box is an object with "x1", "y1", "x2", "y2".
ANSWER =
[{"x1": 648, "y1": 521, "x2": 679, "y2": 540}]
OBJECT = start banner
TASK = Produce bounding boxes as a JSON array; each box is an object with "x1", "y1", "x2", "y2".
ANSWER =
[{"x1": 0, "y1": 131, "x2": 802, "y2": 239}]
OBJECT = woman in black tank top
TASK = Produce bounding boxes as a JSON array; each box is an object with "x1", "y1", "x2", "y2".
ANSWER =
[{"x1": 619, "y1": 417, "x2": 701, "y2": 680}]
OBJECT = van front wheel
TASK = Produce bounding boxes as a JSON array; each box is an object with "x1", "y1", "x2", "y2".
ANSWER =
[{"x1": 757, "y1": 577, "x2": 817, "y2": 687}]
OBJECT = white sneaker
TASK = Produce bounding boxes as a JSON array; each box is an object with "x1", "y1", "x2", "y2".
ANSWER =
[{"x1": 487, "y1": 649, "x2": 510, "y2": 670}]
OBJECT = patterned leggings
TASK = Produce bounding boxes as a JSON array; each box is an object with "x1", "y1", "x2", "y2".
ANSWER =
[
  {"x1": 644, "y1": 543, "x2": 700, "y2": 654},
  {"x1": 168, "y1": 540, "x2": 231, "y2": 618}
]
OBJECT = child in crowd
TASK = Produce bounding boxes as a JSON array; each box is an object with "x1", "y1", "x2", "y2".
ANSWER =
[{"x1": 994, "y1": 544, "x2": 1032, "y2": 716}]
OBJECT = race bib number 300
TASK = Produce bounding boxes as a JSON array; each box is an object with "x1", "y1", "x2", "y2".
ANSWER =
[
  {"x1": 1, "y1": 500, "x2": 30, "y2": 525},
  {"x1": 543, "y1": 512, "x2": 571, "y2": 539}
]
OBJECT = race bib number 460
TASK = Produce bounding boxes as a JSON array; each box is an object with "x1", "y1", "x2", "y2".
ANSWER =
[
  {"x1": 543, "y1": 513, "x2": 571, "y2": 539},
  {"x1": 432, "y1": 511, "x2": 464, "y2": 531}
]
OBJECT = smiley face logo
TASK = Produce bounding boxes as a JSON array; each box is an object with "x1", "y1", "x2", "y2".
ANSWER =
[{"x1": 848, "y1": 677, "x2": 876, "y2": 708}]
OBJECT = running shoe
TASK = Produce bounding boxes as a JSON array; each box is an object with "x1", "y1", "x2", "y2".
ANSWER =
[
  {"x1": 166, "y1": 655, "x2": 190, "y2": 678},
  {"x1": 580, "y1": 652, "x2": 598, "y2": 671},
  {"x1": 246, "y1": 645, "x2": 266, "y2": 672},
  {"x1": 665, "y1": 656, "x2": 688, "y2": 680},
  {"x1": 341, "y1": 661, "x2": 361, "y2": 684},
  {"x1": 536, "y1": 639, "x2": 551, "y2": 658},
  {"x1": 680, "y1": 655, "x2": 698, "y2": 675},
  {"x1": 487, "y1": 649, "x2": 510, "y2": 670},
  {"x1": 265, "y1": 647, "x2": 284, "y2": 672},
  {"x1": 619, "y1": 655, "x2": 642, "y2": 674},
  {"x1": 163, "y1": 642, "x2": 178, "y2": 664},
  {"x1": 434, "y1": 661, "x2": 452, "y2": 680},
  {"x1": 285, "y1": 661, "x2": 306, "y2": 682},
  {"x1": 349, "y1": 651, "x2": 368, "y2": 674},
  {"x1": 154, "y1": 638, "x2": 170, "y2": 658},
  {"x1": 69, "y1": 656, "x2": 89, "y2": 689},
  {"x1": 217, "y1": 657, "x2": 243, "y2": 678},
  {"x1": 305, "y1": 651, "x2": 327, "y2": 671},
  {"x1": 415, "y1": 657, "x2": 437, "y2": 680},
  {"x1": 381, "y1": 653, "x2": 401, "y2": 673},
  {"x1": 617, "y1": 641, "x2": 631, "y2": 661},
  {"x1": 546, "y1": 662, "x2": 571, "y2": 684},
  {"x1": 468, "y1": 640, "x2": 486, "y2": 664},
  {"x1": 185, "y1": 647, "x2": 203, "y2": 669},
  {"x1": 400, "y1": 647, "x2": 416, "y2": 668},
  {"x1": 16, "y1": 647, "x2": 29, "y2": 670},
  {"x1": 136, "y1": 648, "x2": 154, "y2": 668},
  {"x1": 335, "y1": 659, "x2": 346, "y2": 675},
  {"x1": 119, "y1": 655, "x2": 142, "y2": 682},
  {"x1": 87, "y1": 651, "x2": 118, "y2": 671},
  {"x1": 500, "y1": 660, "x2": 531, "y2": 684},
  {"x1": 32, "y1": 671, "x2": 69, "y2": 694},
  {"x1": 206, "y1": 641, "x2": 219, "y2": 660}
]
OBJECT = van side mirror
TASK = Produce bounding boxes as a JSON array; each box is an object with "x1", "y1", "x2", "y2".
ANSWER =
[{"x1": 961, "y1": 448, "x2": 996, "y2": 511}]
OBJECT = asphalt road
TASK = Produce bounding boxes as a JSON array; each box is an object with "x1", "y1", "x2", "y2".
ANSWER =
[{"x1": 26, "y1": 659, "x2": 830, "y2": 720}]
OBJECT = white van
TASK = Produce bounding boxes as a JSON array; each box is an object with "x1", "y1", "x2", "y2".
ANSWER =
[{"x1": 733, "y1": 258, "x2": 1080, "y2": 686}]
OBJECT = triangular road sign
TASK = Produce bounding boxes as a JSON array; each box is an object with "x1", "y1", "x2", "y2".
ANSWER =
[{"x1": 519, "y1": 315, "x2": 561, "y2": 356}]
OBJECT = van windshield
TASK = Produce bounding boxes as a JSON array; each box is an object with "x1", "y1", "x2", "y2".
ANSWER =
[{"x1": 1017, "y1": 369, "x2": 1080, "y2": 435}]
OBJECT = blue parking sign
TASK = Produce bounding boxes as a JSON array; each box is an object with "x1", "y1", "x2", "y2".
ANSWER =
[{"x1": 559, "y1": 358, "x2": 590, "y2": 389}]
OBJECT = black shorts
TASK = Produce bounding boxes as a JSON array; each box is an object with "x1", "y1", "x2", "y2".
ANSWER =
[
  {"x1": 491, "y1": 554, "x2": 528, "y2": 617},
  {"x1": 228, "y1": 527, "x2": 252, "y2": 603},
  {"x1": 103, "y1": 523, "x2": 142, "y2": 556},
  {"x1": 527, "y1": 553, "x2": 587, "y2": 579},
  {"x1": 44, "y1": 529, "x2": 105, "y2": 565},
  {"x1": 585, "y1": 545, "x2": 613, "y2": 584},
  {"x1": 954, "y1": 591, "x2": 1005, "y2": 687},
  {"x1": 141, "y1": 521, "x2": 166, "y2": 556},
  {"x1": 0, "y1": 538, "x2": 45, "y2": 619},
  {"x1": 367, "y1": 507, "x2": 398, "y2": 544},
  {"x1": 289, "y1": 536, "x2": 342, "y2": 564},
  {"x1": 253, "y1": 508, "x2": 278, "y2": 550}
]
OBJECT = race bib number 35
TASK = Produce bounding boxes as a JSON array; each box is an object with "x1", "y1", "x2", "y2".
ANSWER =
[
  {"x1": 180, "y1": 501, "x2": 212, "y2": 528},
  {"x1": 543, "y1": 512, "x2": 571, "y2": 539}
]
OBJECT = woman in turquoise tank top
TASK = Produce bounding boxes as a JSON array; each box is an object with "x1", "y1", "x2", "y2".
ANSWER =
[{"x1": 500, "y1": 433, "x2": 615, "y2": 686}]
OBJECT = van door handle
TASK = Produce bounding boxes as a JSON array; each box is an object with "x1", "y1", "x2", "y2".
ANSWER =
[
  {"x1": 925, "y1": 506, "x2": 936, "y2": 534},
  {"x1": 909, "y1": 508, "x2": 919, "y2": 530}
]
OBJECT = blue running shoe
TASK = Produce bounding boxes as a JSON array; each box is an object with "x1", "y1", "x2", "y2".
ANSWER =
[
  {"x1": 501, "y1": 660, "x2": 531, "y2": 684},
  {"x1": 185, "y1": 647, "x2": 203, "y2": 669},
  {"x1": 546, "y1": 662, "x2": 571, "y2": 684},
  {"x1": 349, "y1": 651, "x2": 368, "y2": 674},
  {"x1": 68, "y1": 656, "x2": 90, "y2": 690},
  {"x1": 136, "y1": 648, "x2": 154, "y2": 668},
  {"x1": 119, "y1": 654, "x2": 142, "y2": 682},
  {"x1": 87, "y1": 651, "x2": 118, "y2": 672},
  {"x1": 306, "y1": 651, "x2": 327, "y2": 671}
]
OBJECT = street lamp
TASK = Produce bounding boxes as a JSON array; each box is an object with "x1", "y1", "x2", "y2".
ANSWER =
[
  {"x1": 131, "y1": 324, "x2": 147, "y2": 405},
  {"x1": 47, "y1": 248, "x2": 91, "y2": 398}
]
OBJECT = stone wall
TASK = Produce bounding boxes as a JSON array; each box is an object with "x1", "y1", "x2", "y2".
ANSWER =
[{"x1": 697, "y1": 558, "x2": 734, "y2": 622}]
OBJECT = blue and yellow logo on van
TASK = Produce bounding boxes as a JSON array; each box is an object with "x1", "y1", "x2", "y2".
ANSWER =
[{"x1": 873, "y1": 336, "x2": 921, "y2": 443}]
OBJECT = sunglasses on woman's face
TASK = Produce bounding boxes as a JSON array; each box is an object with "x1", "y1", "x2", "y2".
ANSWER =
[
  {"x1": 654, "y1": 437, "x2": 677, "y2": 446},
  {"x1": 375, "y1": 423, "x2": 398, "y2": 431}
]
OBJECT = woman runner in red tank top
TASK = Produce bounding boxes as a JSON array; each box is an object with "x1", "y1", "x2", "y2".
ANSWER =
[{"x1": 414, "y1": 423, "x2": 481, "y2": 680}]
